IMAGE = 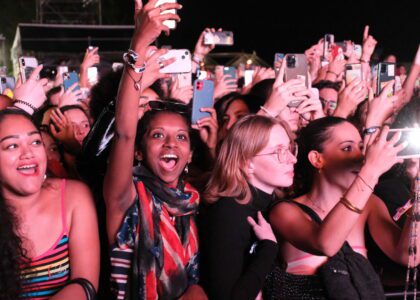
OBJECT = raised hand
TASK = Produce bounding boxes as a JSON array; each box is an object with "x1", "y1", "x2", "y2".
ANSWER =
[
  {"x1": 13, "y1": 65, "x2": 48, "y2": 114},
  {"x1": 214, "y1": 74, "x2": 238, "y2": 100},
  {"x1": 333, "y1": 78, "x2": 368, "y2": 118},
  {"x1": 365, "y1": 80, "x2": 399, "y2": 127},
  {"x1": 59, "y1": 83, "x2": 82, "y2": 107},
  {"x1": 364, "y1": 126, "x2": 405, "y2": 178},
  {"x1": 141, "y1": 46, "x2": 174, "y2": 94},
  {"x1": 191, "y1": 107, "x2": 218, "y2": 158},
  {"x1": 296, "y1": 88, "x2": 325, "y2": 120},
  {"x1": 261, "y1": 59, "x2": 307, "y2": 117},
  {"x1": 169, "y1": 77, "x2": 193, "y2": 104},
  {"x1": 247, "y1": 211, "x2": 277, "y2": 243},
  {"x1": 132, "y1": 0, "x2": 182, "y2": 49},
  {"x1": 194, "y1": 28, "x2": 221, "y2": 59},
  {"x1": 361, "y1": 25, "x2": 377, "y2": 63},
  {"x1": 49, "y1": 108, "x2": 81, "y2": 152}
]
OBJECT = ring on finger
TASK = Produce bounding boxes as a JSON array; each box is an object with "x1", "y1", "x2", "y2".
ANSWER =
[
  {"x1": 159, "y1": 61, "x2": 165, "y2": 69},
  {"x1": 158, "y1": 5, "x2": 163, "y2": 12}
]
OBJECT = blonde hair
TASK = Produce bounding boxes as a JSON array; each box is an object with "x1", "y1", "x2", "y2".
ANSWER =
[{"x1": 204, "y1": 115, "x2": 290, "y2": 203}]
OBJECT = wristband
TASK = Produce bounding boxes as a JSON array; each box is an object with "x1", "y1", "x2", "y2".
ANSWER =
[{"x1": 123, "y1": 49, "x2": 146, "y2": 73}]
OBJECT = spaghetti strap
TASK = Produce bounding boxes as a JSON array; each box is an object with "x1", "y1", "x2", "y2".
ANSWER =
[{"x1": 60, "y1": 179, "x2": 68, "y2": 233}]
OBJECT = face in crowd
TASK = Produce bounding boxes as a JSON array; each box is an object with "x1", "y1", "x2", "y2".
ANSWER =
[
  {"x1": 0, "y1": 114, "x2": 47, "y2": 196},
  {"x1": 136, "y1": 111, "x2": 192, "y2": 187}
]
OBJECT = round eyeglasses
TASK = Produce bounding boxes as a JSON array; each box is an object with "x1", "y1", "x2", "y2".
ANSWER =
[{"x1": 254, "y1": 144, "x2": 298, "y2": 163}]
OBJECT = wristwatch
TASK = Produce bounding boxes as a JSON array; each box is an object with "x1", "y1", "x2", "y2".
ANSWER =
[{"x1": 123, "y1": 49, "x2": 146, "y2": 73}]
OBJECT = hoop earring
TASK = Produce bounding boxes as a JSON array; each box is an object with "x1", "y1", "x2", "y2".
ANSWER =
[{"x1": 184, "y1": 164, "x2": 189, "y2": 174}]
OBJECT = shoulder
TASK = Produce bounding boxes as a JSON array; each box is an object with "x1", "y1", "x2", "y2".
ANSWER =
[
  {"x1": 63, "y1": 179, "x2": 95, "y2": 212},
  {"x1": 269, "y1": 199, "x2": 311, "y2": 226}
]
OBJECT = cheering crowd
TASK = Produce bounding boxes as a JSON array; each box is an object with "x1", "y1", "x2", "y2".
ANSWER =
[{"x1": 1, "y1": 0, "x2": 420, "y2": 299}]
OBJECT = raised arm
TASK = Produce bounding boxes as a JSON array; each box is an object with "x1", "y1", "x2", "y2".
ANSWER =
[
  {"x1": 401, "y1": 45, "x2": 420, "y2": 104},
  {"x1": 103, "y1": 0, "x2": 180, "y2": 243},
  {"x1": 271, "y1": 127, "x2": 405, "y2": 257}
]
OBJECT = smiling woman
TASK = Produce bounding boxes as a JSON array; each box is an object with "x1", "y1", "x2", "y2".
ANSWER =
[{"x1": 0, "y1": 109, "x2": 99, "y2": 300}]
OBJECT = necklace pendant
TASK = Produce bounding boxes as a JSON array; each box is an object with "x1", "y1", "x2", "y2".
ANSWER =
[{"x1": 134, "y1": 82, "x2": 141, "y2": 91}]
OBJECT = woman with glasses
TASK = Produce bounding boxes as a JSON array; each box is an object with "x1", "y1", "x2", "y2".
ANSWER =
[
  {"x1": 265, "y1": 116, "x2": 419, "y2": 299},
  {"x1": 200, "y1": 115, "x2": 297, "y2": 299}
]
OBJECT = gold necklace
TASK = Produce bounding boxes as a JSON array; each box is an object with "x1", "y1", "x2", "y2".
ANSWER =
[{"x1": 306, "y1": 194, "x2": 326, "y2": 214}]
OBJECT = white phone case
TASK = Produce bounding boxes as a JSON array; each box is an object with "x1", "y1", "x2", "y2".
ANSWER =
[{"x1": 159, "y1": 49, "x2": 192, "y2": 74}]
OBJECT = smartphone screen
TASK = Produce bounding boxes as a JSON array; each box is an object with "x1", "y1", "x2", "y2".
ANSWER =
[
  {"x1": 376, "y1": 63, "x2": 395, "y2": 96},
  {"x1": 191, "y1": 80, "x2": 214, "y2": 124},
  {"x1": 63, "y1": 72, "x2": 80, "y2": 92},
  {"x1": 387, "y1": 128, "x2": 420, "y2": 158},
  {"x1": 345, "y1": 64, "x2": 362, "y2": 84},
  {"x1": 204, "y1": 31, "x2": 234, "y2": 45}
]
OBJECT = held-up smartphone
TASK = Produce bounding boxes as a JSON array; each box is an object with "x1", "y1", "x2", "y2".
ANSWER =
[
  {"x1": 323, "y1": 34, "x2": 335, "y2": 60},
  {"x1": 191, "y1": 79, "x2": 214, "y2": 124},
  {"x1": 284, "y1": 54, "x2": 309, "y2": 88},
  {"x1": 331, "y1": 44, "x2": 345, "y2": 60},
  {"x1": 387, "y1": 128, "x2": 420, "y2": 159},
  {"x1": 87, "y1": 67, "x2": 98, "y2": 85},
  {"x1": 0, "y1": 76, "x2": 6, "y2": 94},
  {"x1": 274, "y1": 53, "x2": 284, "y2": 74},
  {"x1": 376, "y1": 63, "x2": 395, "y2": 97},
  {"x1": 159, "y1": 49, "x2": 192, "y2": 74},
  {"x1": 63, "y1": 71, "x2": 80, "y2": 92},
  {"x1": 244, "y1": 69, "x2": 255, "y2": 87},
  {"x1": 345, "y1": 64, "x2": 363, "y2": 85},
  {"x1": 155, "y1": 0, "x2": 177, "y2": 30},
  {"x1": 223, "y1": 66, "x2": 236, "y2": 85},
  {"x1": 353, "y1": 44, "x2": 362, "y2": 59},
  {"x1": 19, "y1": 57, "x2": 38, "y2": 83},
  {"x1": 204, "y1": 31, "x2": 234, "y2": 46}
]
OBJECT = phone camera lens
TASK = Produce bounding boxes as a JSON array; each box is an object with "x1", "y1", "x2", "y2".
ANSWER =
[{"x1": 181, "y1": 55, "x2": 185, "y2": 59}]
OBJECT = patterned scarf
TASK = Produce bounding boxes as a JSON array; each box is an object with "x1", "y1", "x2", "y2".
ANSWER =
[{"x1": 130, "y1": 166, "x2": 199, "y2": 299}]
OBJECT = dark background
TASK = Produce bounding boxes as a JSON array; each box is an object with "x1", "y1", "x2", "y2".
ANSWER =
[{"x1": 0, "y1": 0, "x2": 419, "y2": 63}]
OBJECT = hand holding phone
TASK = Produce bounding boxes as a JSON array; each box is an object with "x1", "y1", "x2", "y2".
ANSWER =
[
  {"x1": 204, "y1": 31, "x2": 234, "y2": 46},
  {"x1": 387, "y1": 128, "x2": 420, "y2": 159},
  {"x1": 376, "y1": 63, "x2": 395, "y2": 97},
  {"x1": 159, "y1": 49, "x2": 192, "y2": 73},
  {"x1": 155, "y1": 0, "x2": 178, "y2": 30},
  {"x1": 19, "y1": 57, "x2": 39, "y2": 83}
]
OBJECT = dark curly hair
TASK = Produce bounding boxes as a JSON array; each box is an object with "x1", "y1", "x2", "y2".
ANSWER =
[{"x1": 0, "y1": 109, "x2": 31, "y2": 299}]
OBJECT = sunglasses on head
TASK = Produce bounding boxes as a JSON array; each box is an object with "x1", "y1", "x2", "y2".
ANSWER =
[{"x1": 145, "y1": 100, "x2": 191, "y2": 115}]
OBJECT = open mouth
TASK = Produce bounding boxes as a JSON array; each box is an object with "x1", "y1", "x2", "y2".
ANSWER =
[
  {"x1": 17, "y1": 164, "x2": 38, "y2": 176},
  {"x1": 159, "y1": 154, "x2": 179, "y2": 171}
]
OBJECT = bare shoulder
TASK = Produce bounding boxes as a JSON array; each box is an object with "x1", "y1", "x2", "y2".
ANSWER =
[
  {"x1": 63, "y1": 179, "x2": 95, "y2": 210},
  {"x1": 270, "y1": 199, "x2": 308, "y2": 225}
]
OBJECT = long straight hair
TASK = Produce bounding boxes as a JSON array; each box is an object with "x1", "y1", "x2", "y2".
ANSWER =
[{"x1": 204, "y1": 115, "x2": 290, "y2": 203}]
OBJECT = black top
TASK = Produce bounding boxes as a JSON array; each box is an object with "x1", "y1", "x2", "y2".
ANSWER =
[{"x1": 199, "y1": 186, "x2": 279, "y2": 300}]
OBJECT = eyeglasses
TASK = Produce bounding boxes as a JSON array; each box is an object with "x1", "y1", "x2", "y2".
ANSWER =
[
  {"x1": 141, "y1": 100, "x2": 191, "y2": 115},
  {"x1": 255, "y1": 144, "x2": 298, "y2": 163}
]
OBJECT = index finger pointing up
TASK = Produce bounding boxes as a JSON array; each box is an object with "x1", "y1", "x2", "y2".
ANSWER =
[{"x1": 363, "y1": 25, "x2": 369, "y2": 40}]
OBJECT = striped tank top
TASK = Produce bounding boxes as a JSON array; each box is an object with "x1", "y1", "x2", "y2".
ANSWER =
[{"x1": 19, "y1": 179, "x2": 71, "y2": 299}]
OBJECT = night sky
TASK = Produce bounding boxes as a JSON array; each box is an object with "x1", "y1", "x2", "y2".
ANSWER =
[
  {"x1": 153, "y1": 0, "x2": 419, "y2": 63},
  {"x1": 0, "y1": 0, "x2": 418, "y2": 64}
]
